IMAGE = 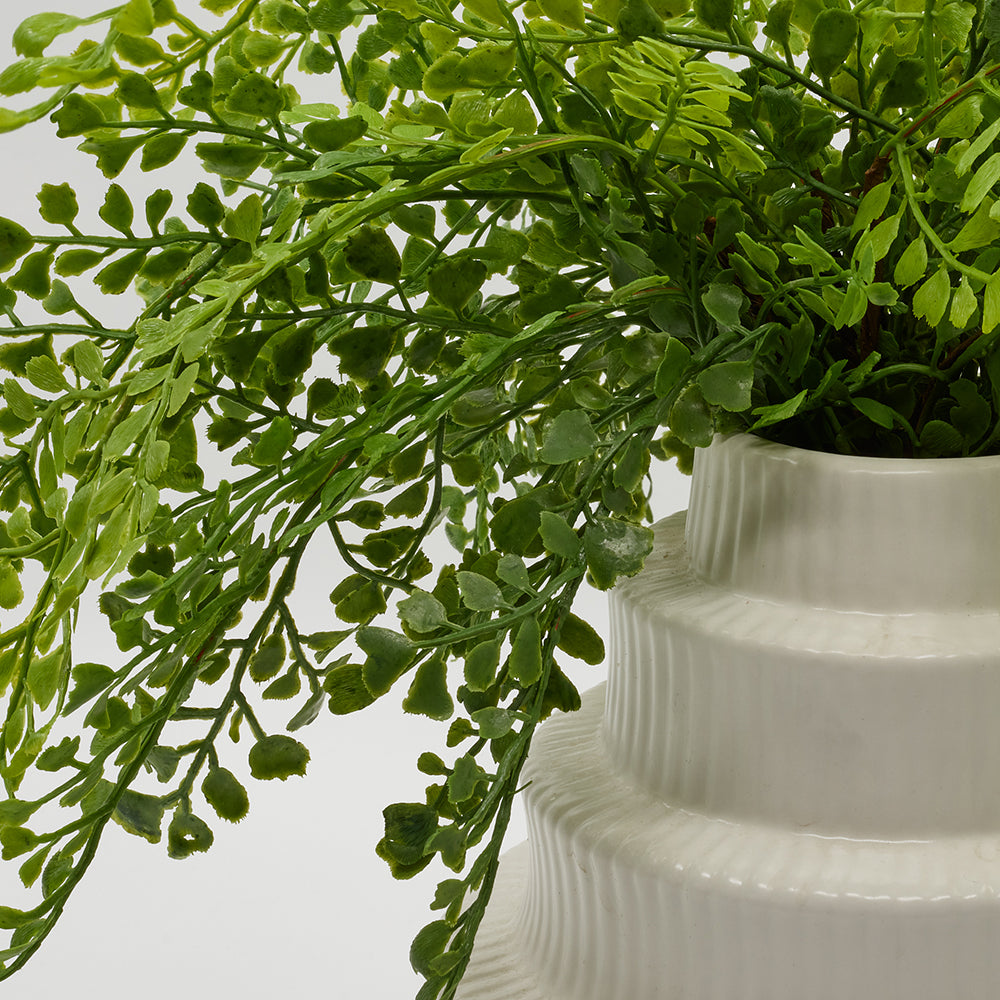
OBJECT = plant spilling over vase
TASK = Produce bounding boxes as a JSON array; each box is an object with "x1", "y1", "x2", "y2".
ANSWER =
[
  {"x1": 459, "y1": 433, "x2": 1000, "y2": 999},
  {"x1": 0, "y1": 0, "x2": 996, "y2": 996}
]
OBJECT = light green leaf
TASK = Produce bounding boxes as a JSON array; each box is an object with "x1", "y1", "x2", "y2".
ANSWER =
[
  {"x1": 104, "y1": 402, "x2": 155, "y2": 460},
  {"x1": 852, "y1": 396, "x2": 896, "y2": 429},
  {"x1": 750, "y1": 389, "x2": 808, "y2": 430},
  {"x1": 24, "y1": 354, "x2": 67, "y2": 392},
  {"x1": 850, "y1": 181, "x2": 893, "y2": 235},
  {"x1": 735, "y1": 232, "x2": 779, "y2": 272},
  {"x1": 949, "y1": 275, "x2": 978, "y2": 328},
  {"x1": 865, "y1": 282, "x2": 898, "y2": 306},
  {"x1": 984, "y1": 271, "x2": 1000, "y2": 334},
  {"x1": 496, "y1": 553, "x2": 532, "y2": 592},
  {"x1": 167, "y1": 362, "x2": 201, "y2": 418},
  {"x1": 960, "y1": 151, "x2": 1000, "y2": 213},
  {"x1": 459, "y1": 128, "x2": 513, "y2": 165},
  {"x1": 398, "y1": 590, "x2": 449, "y2": 633},
  {"x1": 912, "y1": 265, "x2": 951, "y2": 327},
  {"x1": 782, "y1": 227, "x2": 838, "y2": 273},
  {"x1": 893, "y1": 235, "x2": 927, "y2": 287},
  {"x1": 26, "y1": 646, "x2": 65, "y2": 711},
  {"x1": 584, "y1": 515, "x2": 654, "y2": 590},
  {"x1": 854, "y1": 215, "x2": 899, "y2": 266},
  {"x1": 252, "y1": 415, "x2": 293, "y2": 466},
  {"x1": 222, "y1": 194, "x2": 263, "y2": 247},
  {"x1": 954, "y1": 116, "x2": 1000, "y2": 176},
  {"x1": 833, "y1": 280, "x2": 868, "y2": 329},
  {"x1": 13, "y1": 13, "x2": 82, "y2": 57},
  {"x1": 114, "y1": 0, "x2": 155, "y2": 36},
  {"x1": 936, "y1": 0, "x2": 975, "y2": 47},
  {"x1": 455, "y1": 571, "x2": 505, "y2": 612},
  {"x1": 539, "y1": 409, "x2": 599, "y2": 464},
  {"x1": 653, "y1": 337, "x2": 691, "y2": 398}
]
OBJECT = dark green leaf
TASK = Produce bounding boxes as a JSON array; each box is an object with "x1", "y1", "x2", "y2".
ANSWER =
[
  {"x1": 226, "y1": 72, "x2": 283, "y2": 119},
  {"x1": 472, "y1": 706, "x2": 514, "y2": 739},
  {"x1": 302, "y1": 116, "x2": 367, "y2": 152},
  {"x1": 141, "y1": 132, "x2": 188, "y2": 172},
  {"x1": 464, "y1": 638, "x2": 501, "y2": 692},
  {"x1": 37, "y1": 183, "x2": 78, "y2": 227},
  {"x1": 697, "y1": 361, "x2": 754, "y2": 411},
  {"x1": 402, "y1": 653, "x2": 453, "y2": 720},
  {"x1": 99, "y1": 184, "x2": 134, "y2": 235},
  {"x1": 94, "y1": 250, "x2": 147, "y2": 295},
  {"x1": 113, "y1": 791, "x2": 164, "y2": 844},
  {"x1": 669, "y1": 384, "x2": 714, "y2": 447},
  {"x1": 489, "y1": 495, "x2": 542, "y2": 556},
  {"x1": 447, "y1": 754, "x2": 487, "y2": 804},
  {"x1": 117, "y1": 71, "x2": 162, "y2": 110},
  {"x1": 35, "y1": 735, "x2": 80, "y2": 772},
  {"x1": 249, "y1": 632, "x2": 286, "y2": 682},
  {"x1": 0, "y1": 218, "x2": 33, "y2": 272},
  {"x1": 555, "y1": 612, "x2": 605, "y2": 664},
  {"x1": 538, "y1": 511, "x2": 580, "y2": 559},
  {"x1": 427, "y1": 257, "x2": 487, "y2": 313},
  {"x1": 167, "y1": 811, "x2": 214, "y2": 859},
  {"x1": 195, "y1": 142, "x2": 268, "y2": 180},
  {"x1": 326, "y1": 662, "x2": 377, "y2": 714},
  {"x1": 508, "y1": 616, "x2": 542, "y2": 685},
  {"x1": 808, "y1": 8, "x2": 857, "y2": 78},
  {"x1": 344, "y1": 226, "x2": 402, "y2": 283},
  {"x1": 248, "y1": 735, "x2": 310, "y2": 780},
  {"x1": 359, "y1": 626, "x2": 417, "y2": 697}
]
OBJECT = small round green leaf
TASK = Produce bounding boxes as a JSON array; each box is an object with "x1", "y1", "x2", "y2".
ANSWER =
[
  {"x1": 167, "y1": 812, "x2": 215, "y2": 859},
  {"x1": 402, "y1": 653, "x2": 454, "y2": 720},
  {"x1": 248, "y1": 734, "x2": 310, "y2": 780},
  {"x1": 37, "y1": 183, "x2": 78, "y2": 228},
  {"x1": 0, "y1": 218, "x2": 33, "y2": 272},
  {"x1": 344, "y1": 225, "x2": 402, "y2": 283}
]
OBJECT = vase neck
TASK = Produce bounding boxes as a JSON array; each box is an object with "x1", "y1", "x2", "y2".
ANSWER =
[{"x1": 685, "y1": 434, "x2": 1000, "y2": 613}]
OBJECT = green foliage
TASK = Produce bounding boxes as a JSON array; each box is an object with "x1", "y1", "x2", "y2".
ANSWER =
[{"x1": 0, "y1": 0, "x2": 997, "y2": 992}]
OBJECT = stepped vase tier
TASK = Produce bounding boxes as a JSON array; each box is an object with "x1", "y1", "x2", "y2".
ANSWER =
[{"x1": 457, "y1": 432, "x2": 1000, "y2": 1000}]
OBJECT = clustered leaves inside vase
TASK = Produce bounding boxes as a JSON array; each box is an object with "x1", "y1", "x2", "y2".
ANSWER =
[{"x1": 0, "y1": 0, "x2": 996, "y2": 993}]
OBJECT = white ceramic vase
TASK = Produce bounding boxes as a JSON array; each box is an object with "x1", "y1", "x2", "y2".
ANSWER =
[{"x1": 457, "y1": 432, "x2": 1000, "y2": 999}]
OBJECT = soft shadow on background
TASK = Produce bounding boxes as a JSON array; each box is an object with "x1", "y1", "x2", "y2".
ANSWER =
[{"x1": 0, "y1": 5, "x2": 692, "y2": 996}]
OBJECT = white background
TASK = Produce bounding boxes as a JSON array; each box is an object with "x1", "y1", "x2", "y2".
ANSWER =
[{"x1": 0, "y1": 5, "x2": 691, "y2": 997}]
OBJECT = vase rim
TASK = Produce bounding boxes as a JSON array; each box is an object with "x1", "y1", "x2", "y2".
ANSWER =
[{"x1": 728, "y1": 432, "x2": 1000, "y2": 468}]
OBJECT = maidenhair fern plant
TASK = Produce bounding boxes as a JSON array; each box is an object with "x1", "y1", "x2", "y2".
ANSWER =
[{"x1": 0, "y1": 0, "x2": 999, "y2": 995}]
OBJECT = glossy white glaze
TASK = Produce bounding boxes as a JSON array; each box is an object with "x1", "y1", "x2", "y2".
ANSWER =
[{"x1": 459, "y1": 434, "x2": 1000, "y2": 999}]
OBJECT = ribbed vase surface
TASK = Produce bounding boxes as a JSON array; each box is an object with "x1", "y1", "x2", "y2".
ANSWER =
[{"x1": 457, "y1": 433, "x2": 1000, "y2": 999}]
